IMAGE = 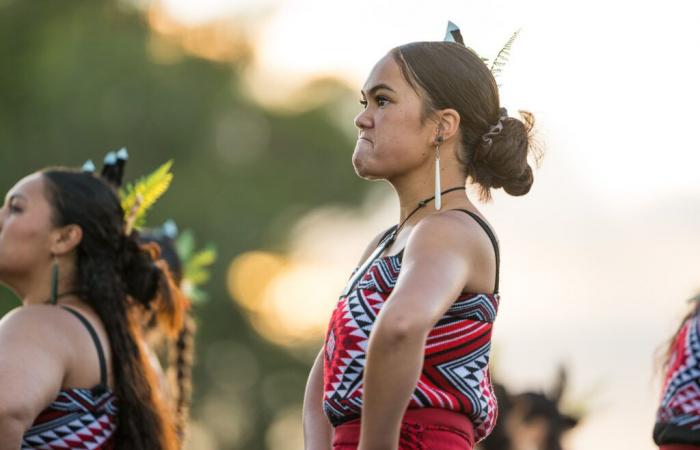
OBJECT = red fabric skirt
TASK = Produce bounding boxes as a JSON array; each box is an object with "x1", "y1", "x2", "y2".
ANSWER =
[
  {"x1": 333, "y1": 408, "x2": 474, "y2": 450},
  {"x1": 660, "y1": 445, "x2": 700, "y2": 450}
]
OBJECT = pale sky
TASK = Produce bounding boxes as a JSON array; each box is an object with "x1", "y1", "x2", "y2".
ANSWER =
[{"x1": 152, "y1": 0, "x2": 700, "y2": 448}]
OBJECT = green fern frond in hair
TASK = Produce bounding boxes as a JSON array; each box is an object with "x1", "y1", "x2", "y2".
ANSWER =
[
  {"x1": 490, "y1": 29, "x2": 521, "y2": 78},
  {"x1": 120, "y1": 160, "x2": 174, "y2": 232},
  {"x1": 189, "y1": 246, "x2": 217, "y2": 269},
  {"x1": 175, "y1": 230, "x2": 196, "y2": 261},
  {"x1": 176, "y1": 231, "x2": 217, "y2": 304},
  {"x1": 184, "y1": 245, "x2": 217, "y2": 284}
]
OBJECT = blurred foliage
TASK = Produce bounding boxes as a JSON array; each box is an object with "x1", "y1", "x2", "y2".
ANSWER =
[{"x1": 0, "y1": 1, "x2": 368, "y2": 448}]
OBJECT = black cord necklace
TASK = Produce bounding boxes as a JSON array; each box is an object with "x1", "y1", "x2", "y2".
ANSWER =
[
  {"x1": 44, "y1": 291, "x2": 81, "y2": 305},
  {"x1": 340, "y1": 185, "x2": 465, "y2": 297},
  {"x1": 394, "y1": 186, "x2": 466, "y2": 239}
]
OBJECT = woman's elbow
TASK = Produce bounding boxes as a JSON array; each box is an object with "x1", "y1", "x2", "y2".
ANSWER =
[
  {"x1": 371, "y1": 313, "x2": 431, "y2": 348},
  {"x1": 0, "y1": 408, "x2": 29, "y2": 447}
]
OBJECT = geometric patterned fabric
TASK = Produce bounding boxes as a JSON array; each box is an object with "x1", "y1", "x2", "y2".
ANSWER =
[
  {"x1": 323, "y1": 252, "x2": 500, "y2": 443},
  {"x1": 21, "y1": 387, "x2": 117, "y2": 449},
  {"x1": 654, "y1": 316, "x2": 700, "y2": 445}
]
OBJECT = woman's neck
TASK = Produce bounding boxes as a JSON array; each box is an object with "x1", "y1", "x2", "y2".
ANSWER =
[
  {"x1": 390, "y1": 163, "x2": 468, "y2": 224},
  {"x1": 14, "y1": 263, "x2": 78, "y2": 306}
]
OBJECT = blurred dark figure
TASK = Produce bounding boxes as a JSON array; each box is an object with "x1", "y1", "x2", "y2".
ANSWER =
[
  {"x1": 479, "y1": 369, "x2": 580, "y2": 450},
  {"x1": 139, "y1": 227, "x2": 196, "y2": 445}
]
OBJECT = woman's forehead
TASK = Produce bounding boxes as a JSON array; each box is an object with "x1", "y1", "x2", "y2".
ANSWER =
[
  {"x1": 6, "y1": 172, "x2": 45, "y2": 201},
  {"x1": 362, "y1": 54, "x2": 408, "y2": 93}
]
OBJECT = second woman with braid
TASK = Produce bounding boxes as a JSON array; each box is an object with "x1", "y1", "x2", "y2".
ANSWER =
[
  {"x1": 0, "y1": 163, "x2": 184, "y2": 449},
  {"x1": 303, "y1": 24, "x2": 539, "y2": 450}
]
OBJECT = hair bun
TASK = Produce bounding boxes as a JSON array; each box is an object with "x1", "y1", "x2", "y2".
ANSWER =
[
  {"x1": 470, "y1": 111, "x2": 539, "y2": 200},
  {"x1": 120, "y1": 232, "x2": 161, "y2": 307},
  {"x1": 121, "y1": 232, "x2": 188, "y2": 335}
]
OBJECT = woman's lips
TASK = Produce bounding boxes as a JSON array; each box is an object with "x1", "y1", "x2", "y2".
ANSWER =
[{"x1": 358, "y1": 136, "x2": 373, "y2": 143}]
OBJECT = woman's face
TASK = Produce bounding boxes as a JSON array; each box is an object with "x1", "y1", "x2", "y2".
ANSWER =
[
  {"x1": 0, "y1": 173, "x2": 56, "y2": 283},
  {"x1": 352, "y1": 53, "x2": 436, "y2": 180}
]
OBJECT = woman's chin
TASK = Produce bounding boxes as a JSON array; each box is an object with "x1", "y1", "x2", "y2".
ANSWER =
[{"x1": 352, "y1": 155, "x2": 379, "y2": 180}]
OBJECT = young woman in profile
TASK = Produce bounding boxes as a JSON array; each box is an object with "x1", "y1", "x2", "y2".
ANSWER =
[
  {"x1": 0, "y1": 166, "x2": 183, "y2": 449},
  {"x1": 654, "y1": 294, "x2": 700, "y2": 450},
  {"x1": 303, "y1": 25, "x2": 539, "y2": 450}
]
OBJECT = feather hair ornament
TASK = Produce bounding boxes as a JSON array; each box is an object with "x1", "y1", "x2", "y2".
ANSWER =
[{"x1": 444, "y1": 21, "x2": 521, "y2": 80}]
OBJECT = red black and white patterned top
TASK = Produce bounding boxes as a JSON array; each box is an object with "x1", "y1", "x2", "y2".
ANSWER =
[
  {"x1": 21, "y1": 306, "x2": 118, "y2": 449},
  {"x1": 323, "y1": 210, "x2": 500, "y2": 443},
  {"x1": 22, "y1": 388, "x2": 117, "y2": 449},
  {"x1": 654, "y1": 315, "x2": 700, "y2": 446}
]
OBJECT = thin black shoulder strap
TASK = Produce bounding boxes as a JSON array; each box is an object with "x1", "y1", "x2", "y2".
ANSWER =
[
  {"x1": 451, "y1": 209, "x2": 500, "y2": 294},
  {"x1": 61, "y1": 306, "x2": 108, "y2": 389}
]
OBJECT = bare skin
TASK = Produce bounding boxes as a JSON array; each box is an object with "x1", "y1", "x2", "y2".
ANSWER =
[
  {"x1": 0, "y1": 174, "x2": 113, "y2": 449},
  {"x1": 303, "y1": 54, "x2": 498, "y2": 450}
]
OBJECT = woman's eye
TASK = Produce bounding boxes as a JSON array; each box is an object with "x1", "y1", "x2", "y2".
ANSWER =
[
  {"x1": 359, "y1": 99, "x2": 368, "y2": 109},
  {"x1": 376, "y1": 96, "x2": 389, "y2": 108}
]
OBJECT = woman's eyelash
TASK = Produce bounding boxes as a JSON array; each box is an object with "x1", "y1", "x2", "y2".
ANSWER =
[
  {"x1": 376, "y1": 96, "x2": 389, "y2": 106},
  {"x1": 359, "y1": 96, "x2": 390, "y2": 108}
]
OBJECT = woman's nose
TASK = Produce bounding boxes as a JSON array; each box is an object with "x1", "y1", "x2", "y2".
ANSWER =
[{"x1": 354, "y1": 108, "x2": 373, "y2": 130}]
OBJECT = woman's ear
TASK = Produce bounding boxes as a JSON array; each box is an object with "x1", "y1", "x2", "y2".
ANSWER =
[
  {"x1": 50, "y1": 224, "x2": 83, "y2": 256},
  {"x1": 433, "y1": 108, "x2": 461, "y2": 144}
]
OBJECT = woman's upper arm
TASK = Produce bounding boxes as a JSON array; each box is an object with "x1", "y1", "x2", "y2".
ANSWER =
[
  {"x1": 0, "y1": 307, "x2": 67, "y2": 426},
  {"x1": 377, "y1": 213, "x2": 481, "y2": 332}
]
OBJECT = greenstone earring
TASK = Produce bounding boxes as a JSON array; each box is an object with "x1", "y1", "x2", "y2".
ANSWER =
[{"x1": 50, "y1": 258, "x2": 59, "y2": 305}]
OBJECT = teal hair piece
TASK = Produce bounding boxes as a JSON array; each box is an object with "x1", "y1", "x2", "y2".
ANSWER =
[
  {"x1": 162, "y1": 220, "x2": 179, "y2": 239},
  {"x1": 81, "y1": 160, "x2": 96, "y2": 172},
  {"x1": 443, "y1": 21, "x2": 464, "y2": 45},
  {"x1": 104, "y1": 152, "x2": 117, "y2": 165}
]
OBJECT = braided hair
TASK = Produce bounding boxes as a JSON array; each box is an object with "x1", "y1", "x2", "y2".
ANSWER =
[{"x1": 139, "y1": 230, "x2": 196, "y2": 443}]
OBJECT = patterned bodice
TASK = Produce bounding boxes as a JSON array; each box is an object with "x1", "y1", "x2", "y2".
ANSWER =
[
  {"x1": 654, "y1": 316, "x2": 700, "y2": 445},
  {"x1": 22, "y1": 387, "x2": 117, "y2": 449},
  {"x1": 323, "y1": 252, "x2": 499, "y2": 443},
  {"x1": 22, "y1": 306, "x2": 117, "y2": 449}
]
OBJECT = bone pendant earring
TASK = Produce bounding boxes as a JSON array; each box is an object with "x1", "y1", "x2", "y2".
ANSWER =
[{"x1": 435, "y1": 136, "x2": 443, "y2": 210}]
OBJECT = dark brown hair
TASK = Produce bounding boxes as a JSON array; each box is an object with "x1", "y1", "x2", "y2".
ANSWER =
[
  {"x1": 42, "y1": 169, "x2": 179, "y2": 450},
  {"x1": 391, "y1": 41, "x2": 541, "y2": 201}
]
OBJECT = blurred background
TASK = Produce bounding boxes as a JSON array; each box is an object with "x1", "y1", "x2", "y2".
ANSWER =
[{"x1": 1, "y1": 0, "x2": 699, "y2": 449}]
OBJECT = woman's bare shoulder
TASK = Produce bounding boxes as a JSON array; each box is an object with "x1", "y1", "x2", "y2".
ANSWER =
[
  {"x1": 406, "y1": 209, "x2": 496, "y2": 261},
  {"x1": 0, "y1": 305, "x2": 83, "y2": 348}
]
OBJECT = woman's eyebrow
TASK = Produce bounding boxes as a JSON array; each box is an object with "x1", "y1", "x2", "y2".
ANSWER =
[
  {"x1": 361, "y1": 83, "x2": 397, "y2": 96},
  {"x1": 6, "y1": 193, "x2": 26, "y2": 204}
]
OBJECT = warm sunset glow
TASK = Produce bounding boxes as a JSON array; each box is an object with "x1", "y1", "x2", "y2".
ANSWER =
[
  {"x1": 146, "y1": 4, "x2": 251, "y2": 63},
  {"x1": 227, "y1": 250, "x2": 351, "y2": 346}
]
